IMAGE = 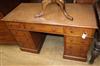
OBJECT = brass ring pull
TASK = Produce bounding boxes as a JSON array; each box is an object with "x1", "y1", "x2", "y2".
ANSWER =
[{"x1": 82, "y1": 32, "x2": 87, "y2": 39}]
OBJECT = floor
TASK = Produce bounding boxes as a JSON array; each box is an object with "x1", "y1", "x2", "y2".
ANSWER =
[{"x1": 0, "y1": 35, "x2": 100, "y2": 66}]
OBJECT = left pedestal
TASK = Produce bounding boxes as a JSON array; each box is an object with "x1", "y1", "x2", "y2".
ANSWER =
[
  {"x1": 0, "y1": 13, "x2": 16, "y2": 44},
  {"x1": 10, "y1": 30, "x2": 46, "y2": 53}
]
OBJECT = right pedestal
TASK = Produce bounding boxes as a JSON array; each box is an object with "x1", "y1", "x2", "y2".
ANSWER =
[{"x1": 63, "y1": 27, "x2": 95, "y2": 61}]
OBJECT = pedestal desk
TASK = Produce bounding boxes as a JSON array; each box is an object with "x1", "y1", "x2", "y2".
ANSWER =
[{"x1": 1, "y1": 3, "x2": 98, "y2": 62}]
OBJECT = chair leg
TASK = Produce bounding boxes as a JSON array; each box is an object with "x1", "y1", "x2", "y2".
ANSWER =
[
  {"x1": 89, "y1": 51, "x2": 96, "y2": 64},
  {"x1": 89, "y1": 49, "x2": 100, "y2": 64}
]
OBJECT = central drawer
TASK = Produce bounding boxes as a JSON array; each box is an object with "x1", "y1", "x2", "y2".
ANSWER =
[{"x1": 24, "y1": 23, "x2": 64, "y2": 35}]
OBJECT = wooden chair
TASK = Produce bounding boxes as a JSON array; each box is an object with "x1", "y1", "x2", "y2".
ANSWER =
[
  {"x1": 89, "y1": 0, "x2": 100, "y2": 64},
  {"x1": 89, "y1": 31, "x2": 100, "y2": 64}
]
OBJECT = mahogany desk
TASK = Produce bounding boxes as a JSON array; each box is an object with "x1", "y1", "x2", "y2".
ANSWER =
[{"x1": 2, "y1": 3, "x2": 98, "y2": 62}]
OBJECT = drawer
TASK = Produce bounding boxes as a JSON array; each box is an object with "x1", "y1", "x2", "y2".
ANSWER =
[
  {"x1": 64, "y1": 27, "x2": 95, "y2": 38},
  {"x1": 10, "y1": 30, "x2": 27, "y2": 42},
  {"x1": 10, "y1": 30, "x2": 31, "y2": 42},
  {"x1": 11, "y1": 30, "x2": 25, "y2": 37},
  {"x1": 0, "y1": 32, "x2": 15, "y2": 41},
  {"x1": 0, "y1": 32, "x2": 12, "y2": 36},
  {"x1": 0, "y1": 28, "x2": 9, "y2": 32},
  {"x1": 65, "y1": 36, "x2": 93, "y2": 45},
  {"x1": 11, "y1": 31, "x2": 36, "y2": 49},
  {"x1": 64, "y1": 44, "x2": 89, "y2": 57},
  {"x1": 6, "y1": 22, "x2": 25, "y2": 30},
  {"x1": 0, "y1": 22, "x2": 5, "y2": 28},
  {"x1": 0, "y1": 22, "x2": 9, "y2": 32},
  {"x1": 25, "y1": 23, "x2": 64, "y2": 35}
]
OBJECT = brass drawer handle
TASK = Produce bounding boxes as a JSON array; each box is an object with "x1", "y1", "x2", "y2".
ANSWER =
[{"x1": 82, "y1": 32, "x2": 87, "y2": 39}]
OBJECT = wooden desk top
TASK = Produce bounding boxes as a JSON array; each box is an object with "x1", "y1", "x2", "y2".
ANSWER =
[{"x1": 2, "y1": 3, "x2": 98, "y2": 29}]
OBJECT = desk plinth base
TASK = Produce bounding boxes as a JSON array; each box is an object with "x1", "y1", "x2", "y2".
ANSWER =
[
  {"x1": 20, "y1": 47, "x2": 41, "y2": 53},
  {"x1": 63, "y1": 55, "x2": 87, "y2": 62}
]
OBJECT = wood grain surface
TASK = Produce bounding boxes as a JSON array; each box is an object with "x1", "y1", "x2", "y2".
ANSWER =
[{"x1": 2, "y1": 3, "x2": 98, "y2": 29}]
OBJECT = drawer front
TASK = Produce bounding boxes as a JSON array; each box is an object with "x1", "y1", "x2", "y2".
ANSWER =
[
  {"x1": 0, "y1": 22, "x2": 8, "y2": 32},
  {"x1": 0, "y1": 28, "x2": 9, "y2": 32},
  {"x1": 10, "y1": 30, "x2": 36, "y2": 49},
  {"x1": 0, "y1": 22, "x2": 5, "y2": 28},
  {"x1": 0, "y1": 32, "x2": 15, "y2": 42},
  {"x1": 10, "y1": 30, "x2": 30, "y2": 44},
  {"x1": 6, "y1": 22, "x2": 25, "y2": 30},
  {"x1": 25, "y1": 24, "x2": 63, "y2": 35},
  {"x1": 64, "y1": 27, "x2": 95, "y2": 38},
  {"x1": 65, "y1": 36, "x2": 93, "y2": 45},
  {"x1": 64, "y1": 44, "x2": 89, "y2": 57},
  {"x1": 10, "y1": 30, "x2": 25, "y2": 37},
  {"x1": 0, "y1": 22, "x2": 16, "y2": 42}
]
